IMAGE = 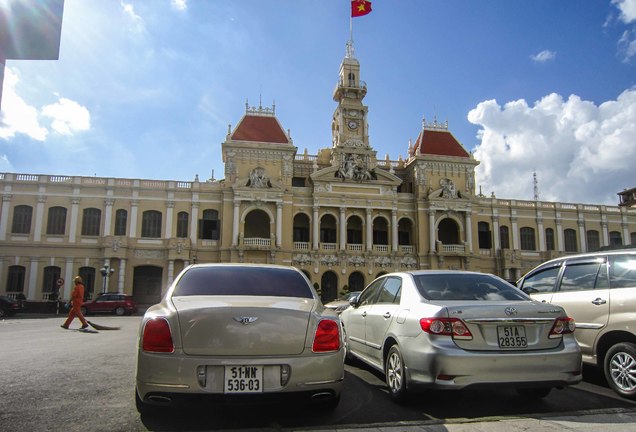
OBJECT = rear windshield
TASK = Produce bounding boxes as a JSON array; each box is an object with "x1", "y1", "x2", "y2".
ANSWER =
[
  {"x1": 414, "y1": 273, "x2": 528, "y2": 301},
  {"x1": 172, "y1": 266, "x2": 314, "y2": 298}
]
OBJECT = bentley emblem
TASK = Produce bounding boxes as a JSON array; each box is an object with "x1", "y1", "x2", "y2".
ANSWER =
[
  {"x1": 504, "y1": 307, "x2": 518, "y2": 316},
  {"x1": 234, "y1": 317, "x2": 258, "y2": 325}
]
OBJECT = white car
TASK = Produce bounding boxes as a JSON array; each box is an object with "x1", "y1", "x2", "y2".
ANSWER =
[
  {"x1": 324, "y1": 291, "x2": 362, "y2": 314},
  {"x1": 135, "y1": 264, "x2": 344, "y2": 414},
  {"x1": 341, "y1": 270, "x2": 582, "y2": 402}
]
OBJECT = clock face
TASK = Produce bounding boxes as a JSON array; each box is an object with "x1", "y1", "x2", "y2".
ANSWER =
[{"x1": 348, "y1": 120, "x2": 359, "y2": 130}]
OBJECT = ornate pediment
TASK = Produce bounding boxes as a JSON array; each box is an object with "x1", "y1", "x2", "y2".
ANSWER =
[{"x1": 427, "y1": 178, "x2": 472, "y2": 201}]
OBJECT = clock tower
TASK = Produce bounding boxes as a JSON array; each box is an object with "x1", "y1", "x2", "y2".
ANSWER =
[{"x1": 330, "y1": 40, "x2": 377, "y2": 180}]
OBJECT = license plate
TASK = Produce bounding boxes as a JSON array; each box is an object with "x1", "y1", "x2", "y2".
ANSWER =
[
  {"x1": 497, "y1": 325, "x2": 528, "y2": 348},
  {"x1": 224, "y1": 366, "x2": 263, "y2": 393}
]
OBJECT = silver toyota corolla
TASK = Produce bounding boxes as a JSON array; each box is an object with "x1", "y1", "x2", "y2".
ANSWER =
[
  {"x1": 340, "y1": 270, "x2": 582, "y2": 402},
  {"x1": 135, "y1": 264, "x2": 344, "y2": 413}
]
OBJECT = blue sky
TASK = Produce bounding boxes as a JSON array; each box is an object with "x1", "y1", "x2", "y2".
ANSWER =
[{"x1": 1, "y1": 0, "x2": 635, "y2": 205}]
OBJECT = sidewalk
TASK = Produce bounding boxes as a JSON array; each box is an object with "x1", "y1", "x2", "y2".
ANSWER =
[{"x1": 291, "y1": 407, "x2": 636, "y2": 432}]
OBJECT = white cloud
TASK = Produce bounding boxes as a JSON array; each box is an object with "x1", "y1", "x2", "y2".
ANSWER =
[
  {"x1": 0, "y1": 68, "x2": 48, "y2": 141},
  {"x1": 468, "y1": 89, "x2": 636, "y2": 205},
  {"x1": 618, "y1": 30, "x2": 636, "y2": 61},
  {"x1": 41, "y1": 98, "x2": 91, "y2": 135},
  {"x1": 530, "y1": 50, "x2": 556, "y2": 63},
  {"x1": 613, "y1": 0, "x2": 636, "y2": 23},
  {"x1": 120, "y1": 1, "x2": 146, "y2": 34},
  {"x1": 171, "y1": 0, "x2": 188, "y2": 11},
  {"x1": 0, "y1": 154, "x2": 14, "y2": 172}
]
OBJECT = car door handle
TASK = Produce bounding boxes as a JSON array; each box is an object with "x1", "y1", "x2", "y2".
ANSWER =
[
  {"x1": 361, "y1": 311, "x2": 367, "y2": 317},
  {"x1": 591, "y1": 298, "x2": 607, "y2": 305},
  {"x1": 383, "y1": 312, "x2": 392, "y2": 319}
]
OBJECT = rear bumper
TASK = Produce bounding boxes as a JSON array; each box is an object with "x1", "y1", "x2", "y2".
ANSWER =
[
  {"x1": 401, "y1": 335, "x2": 582, "y2": 390},
  {"x1": 136, "y1": 349, "x2": 344, "y2": 402}
]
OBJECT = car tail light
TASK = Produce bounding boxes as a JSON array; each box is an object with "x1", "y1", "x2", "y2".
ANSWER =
[
  {"x1": 312, "y1": 319, "x2": 340, "y2": 352},
  {"x1": 549, "y1": 317, "x2": 575, "y2": 338},
  {"x1": 420, "y1": 318, "x2": 473, "y2": 340},
  {"x1": 142, "y1": 318, "x2": 174, "y2": 353}
]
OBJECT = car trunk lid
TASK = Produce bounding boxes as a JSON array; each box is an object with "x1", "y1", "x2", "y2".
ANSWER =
[
  {"x1": 443, "y1": 301, "x2": 565, "y2": 351},
  {"x1": 172, "y1": 296, "x2": 316, "y2": 356}
]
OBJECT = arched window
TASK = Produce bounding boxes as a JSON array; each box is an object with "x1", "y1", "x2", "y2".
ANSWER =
[
  {"x1": 81, "y1": 208, "x2": 102, "y2": 236},
  {"x1": 609, "y1": 231, "x2": 623, "y2": 247},
  {"x1": 586, "y1": 230, "x2": 600, "y2": 252},
  {"x1": 199, "y1": 209, "x2": 220, "y2": 240},
  {"x1": 46, "y1": 206, "x2": 67, "y2": 235},
  {"x1": 293, "y1": 213, "x2": 310, "y2": 243},
  {"x1": 114, "y1": 209, "x2": 127, "y2": 236},
  {"x1": 176, "y1": 211, "x2": 189, "y2": 238},
  {"x1": 499, "y1": 226, "x2": 510, "y2": 249},
  {"x1": 397, "y1": 218, "x2": 413, "y2": 246},
  {"x1": 7, "y1": 266, "x2": 26, "y2": 293},
  {"x1": 545, "y1": 228, "x2": 555, "y2": 251},
  {"x1": 478, "y1": 222, "x2": 491, "y2": 249},
  {"x1": 79, "y1": 267, "x2": 96, "y2": 299},
  {"x1": 11, "y1": 205, "x2": 33, "y2": 234},
  {"x1": 43, "y1": 266, "x2": 61, "y2": 297},
  {"x1": 564, "y1": 228, "x2": 577, "y2": 252},
  {"x1": 347, "y1": 216, "x2": 363, "y2": 245},
  {"x1": 141, "y1": 210, "x2": 162, "y2": 238},
  {"x1": 520, "y1": 227, "x2": 536, "y2": 251},
  {"x1": 320, "y1": 214, "x2": 337, "y2": 244},
  {"x1": 372, "y1": 217, "x2": 389, "y2": 245}
]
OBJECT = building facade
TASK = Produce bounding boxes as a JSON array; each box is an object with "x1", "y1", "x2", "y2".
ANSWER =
[{"x1": 2, "y1": 43, "x2": 635, "y2": 306}]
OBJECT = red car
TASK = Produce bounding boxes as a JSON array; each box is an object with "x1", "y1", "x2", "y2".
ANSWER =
[{"x1": 80, "y1": 293, "x2": 137, "y2": 316}]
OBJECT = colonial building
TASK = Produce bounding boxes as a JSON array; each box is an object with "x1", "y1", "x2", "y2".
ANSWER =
[{"x1": 2, "y1": 42, "x2": 635, "y2": 306}]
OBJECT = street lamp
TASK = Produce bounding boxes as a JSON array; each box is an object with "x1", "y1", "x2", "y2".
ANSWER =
[{"x1": 100, "y1": 265, "x2": 114, "y2": 294}]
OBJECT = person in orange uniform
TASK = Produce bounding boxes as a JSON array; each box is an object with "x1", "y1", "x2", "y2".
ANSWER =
[{"x1": 61, "y1": 276, "x2": 89, "y2": 330}]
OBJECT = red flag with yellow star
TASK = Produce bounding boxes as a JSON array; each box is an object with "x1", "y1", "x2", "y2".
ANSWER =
[{"x1": 351, "y1": 0, "x2": 372, "y2": 18}]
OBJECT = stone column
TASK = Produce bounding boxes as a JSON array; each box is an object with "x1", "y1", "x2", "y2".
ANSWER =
[
  {"x1": 366, "y1": 208, "x2": 372, "y2": 252},
  {"x1": 492, "y1": 214, "x2": 500, "y2": 253},
  {"x1": 27, "y1": 258, "x2": 39, "y2": 300},
  {"x1": 118, "y1": 259, "x2": 126, "y2": 293},
  {"x1": 167, "y1": 259, "x2": 175, "y2": 286},
  {"x1": 511, "y1": 216, "x2": 519, "y2": 250},
  {"x1": 189, "y1": 201, "x2": 199, "y2": 245},
  {"x1": 129, "y1": 200, "x2": 139, "y2": 238},
  {"x1": 537, "y1": 216, "x2": 545, "y2": 251},
  {"x1": 0, "y1": 194, "x2": 11, "y2": 240},
  {"x1": 391, "y1": 209, "x2": 398, "y2": 253},
  {"x1": 556, "y1": 218, "x2": 564, "y2": 252},
  {"x1": 578, "y1": 220, "x2": 587, "y2": 253},
  {"x1": 232, "y1": 201, "x2": 240, "y2": 246},
  {"x1": 465, "y1": 211, "x2": 473, "y2": 253},
  {"x1": 428, "y1": 210, "x2": 436, "y2": 253},
  {"x1": 339, "y1": 207, "x2": 346, "y2": 251},
  {"x1": 164, "y1": 200, "x2": 175, "y2": 239},
  {"x1": 103, "y1": 198, "x2": 115, "y2": 236},
  {"x1": 313, "y1": 206, "x2": 319, "y2": 250},
  {"x1": 276, "y1": 202, "x2": 282, "y2": 248},
  {"x1": 69, "y1": 197, "x2": 81, "y2": 243},
  {"x1": 34, "y1": 195, "x2": 45, "y2": 241},
  {"x1": 63, "y1": 258, "x2": 74, "y2": 300}
]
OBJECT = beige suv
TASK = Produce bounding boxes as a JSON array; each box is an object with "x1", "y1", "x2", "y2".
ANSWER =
[{"x1": 517, "y1": 250, "x2": 636, "y2": 399}]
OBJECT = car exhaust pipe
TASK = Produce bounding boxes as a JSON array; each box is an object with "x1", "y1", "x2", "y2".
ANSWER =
[
  {"x1": 147, "y1": 395, "x2": 172, "y2": 405},
  {"x1": 311, "y1": 392, "x2": 333, "y2": 400}
]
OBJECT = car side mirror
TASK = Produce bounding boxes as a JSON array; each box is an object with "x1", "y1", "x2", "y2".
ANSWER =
[{"x1": 349, "y1": 295, "x2": 360, "y2": 308}]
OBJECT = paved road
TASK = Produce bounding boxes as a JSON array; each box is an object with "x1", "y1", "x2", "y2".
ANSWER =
[{"x1": 1, "y1": 315, "x2": 635, "y2": 431}]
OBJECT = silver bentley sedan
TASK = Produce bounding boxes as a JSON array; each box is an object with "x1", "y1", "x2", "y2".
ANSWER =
[
  {"x1": 135, "y1": 264, "x2": 344, "y2": 413},
  {"x1": 340, "y1": 270, "x2": 582, "y2": 402}
]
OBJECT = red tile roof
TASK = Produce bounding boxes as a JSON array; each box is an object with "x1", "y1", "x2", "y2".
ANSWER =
[
  {"x1": 412, "y1": 129, "x2": 470, "y2": 158},
  {"x1": 230, "y1": 115, "x2": 290, "y2": 144}
]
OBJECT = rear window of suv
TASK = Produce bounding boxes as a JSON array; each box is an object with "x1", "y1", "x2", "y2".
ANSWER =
[
  {"x1": 172, "y1": 266, "x2": 313, "y2": 298},
  {"x1": 609, "y1": 255, "x2": 636, "y2": 289}
]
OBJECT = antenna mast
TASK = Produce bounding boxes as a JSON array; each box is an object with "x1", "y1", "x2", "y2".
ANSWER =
[{"x1": 533, "y1": 171, "x2": 540, "y2": 201}]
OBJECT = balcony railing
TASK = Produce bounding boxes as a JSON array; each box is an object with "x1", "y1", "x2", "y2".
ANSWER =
[
  {"x1": 320, "y1": 242, "x2": 337, "y2": 251},
  {"x1": 438, "y1": 243, "x2": 465, "y2": 254},
  {"x1": 294, "y1": 241, "x2": 310, "y2": 250},
  {"x1": 243, "y1": 237, "x2": 271, "y2": 247},
  {"x1": 399, "y1": 245, "x2": 414, "y2": 254},
  {"x1": 347, "y1": 244, "x2": 363, "y2": 252},
  {"x1": 373, "y1": 244, "x2": 389, "y2": 253}
]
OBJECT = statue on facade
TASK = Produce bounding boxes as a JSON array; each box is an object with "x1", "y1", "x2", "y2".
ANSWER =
[
  {"x1": 248, "y1": 167, "x2": 271, "y2": 188},
  {"x1": 440, "y1": 178, "x2": 458, "y2": 199}
]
